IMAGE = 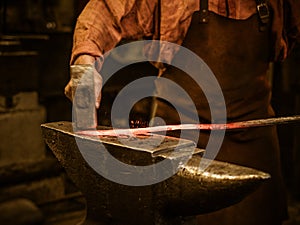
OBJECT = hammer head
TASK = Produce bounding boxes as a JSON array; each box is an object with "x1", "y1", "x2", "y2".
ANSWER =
[{"x1": 71, "y1": 64, "x2": 97, "y2": 130}]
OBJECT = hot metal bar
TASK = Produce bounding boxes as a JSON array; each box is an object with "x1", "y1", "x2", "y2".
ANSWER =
[{"x1": 78, "y1": 115, "x2": 300, "y2": 136}]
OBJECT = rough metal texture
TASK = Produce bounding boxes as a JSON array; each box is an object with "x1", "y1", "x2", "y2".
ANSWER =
[
  {"x1": 41, "y1": 121, "x2": 270, "y2": 225},
  {"x1": 71, "y1": 64, "x2": 97, "y2": 130}
]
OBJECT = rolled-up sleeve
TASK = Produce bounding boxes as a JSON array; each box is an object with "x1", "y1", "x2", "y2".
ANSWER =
[{"x1": 70, "y1": 0, "x2": 133, "y2": 64}]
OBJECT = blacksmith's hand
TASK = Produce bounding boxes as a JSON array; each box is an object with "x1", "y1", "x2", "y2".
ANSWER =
[{"x1": 64, "y1": 55, "x2": 102, "y2": 109}]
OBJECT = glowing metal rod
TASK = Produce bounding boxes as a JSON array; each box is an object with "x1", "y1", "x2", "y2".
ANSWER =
[{"x1": 77, "y1": 115, "x2": 300, "y2": 136}]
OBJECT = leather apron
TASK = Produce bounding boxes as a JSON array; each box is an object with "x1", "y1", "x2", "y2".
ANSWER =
[{"x1": 153, "y1": 11, "x2": 288, "y2": 225}]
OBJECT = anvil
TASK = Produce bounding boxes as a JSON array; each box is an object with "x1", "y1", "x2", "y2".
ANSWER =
[{"x1": 41, "y1": 121, "x2": 270, "y2": 225}]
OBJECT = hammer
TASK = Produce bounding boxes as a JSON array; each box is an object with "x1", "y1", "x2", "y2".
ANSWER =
[{"x1": 71, "y1": 64, "x2": 97, "y2": 130}]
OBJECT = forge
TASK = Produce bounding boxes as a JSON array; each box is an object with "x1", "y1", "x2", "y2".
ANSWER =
[{"x1": 41, "y1": 121, "x2": 270, "y2": 225}]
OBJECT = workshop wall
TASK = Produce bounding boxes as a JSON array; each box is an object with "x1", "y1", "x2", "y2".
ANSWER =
[{"x1": 0, "y1": 1, "x2": 82, "y2": 223}]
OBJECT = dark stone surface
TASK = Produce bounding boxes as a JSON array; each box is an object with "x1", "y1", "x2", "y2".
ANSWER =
[{"x1": 0, "y1": 198, "x2": 44, "y2": 225}]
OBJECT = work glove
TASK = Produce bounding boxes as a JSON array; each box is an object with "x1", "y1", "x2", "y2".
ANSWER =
[{"x1": 64, "y1": 55, "x2": 102, "y2": 109}]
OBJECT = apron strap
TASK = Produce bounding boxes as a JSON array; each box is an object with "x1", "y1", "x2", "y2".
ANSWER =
[
  {"x1": 199, "y1": 0, "x2": 209, "y2": 23},
  {"x1": 255, "y1": 0, "x2": 270, "y2": 31}
]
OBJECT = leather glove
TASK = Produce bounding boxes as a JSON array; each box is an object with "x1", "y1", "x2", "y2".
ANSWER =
[{"x1": 64, "y1": 55, "x2": 102, "y2": 108}]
